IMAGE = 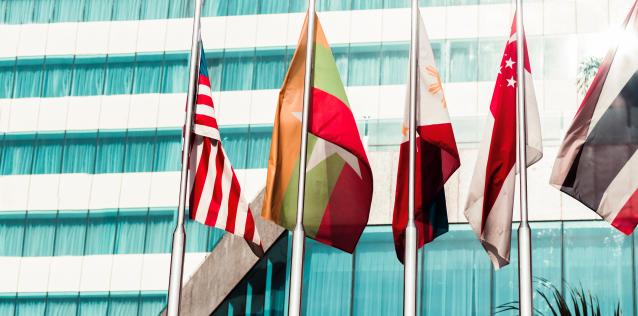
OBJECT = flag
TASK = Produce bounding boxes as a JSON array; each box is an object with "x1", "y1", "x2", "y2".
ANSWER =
[
  {"x1": 551, "y1": 2, "x2": 638, "y2": 234},
  {"x1": 188, "y1": 46, "x2": 262, "y2": 249},
  {"x1": 392, "y1": 11, "x2": 461, "y2": 263},
  {"x1": 261, "y1": 13, "x2": 373, "y2": 253},
  {"x1": 464, "y1": 16, "x2": 543, "y2": 269}
]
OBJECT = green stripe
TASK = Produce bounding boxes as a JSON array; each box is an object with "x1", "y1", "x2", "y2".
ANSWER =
[{"x1": 313, "y1": 44, "x2": 350, "y2": 107}]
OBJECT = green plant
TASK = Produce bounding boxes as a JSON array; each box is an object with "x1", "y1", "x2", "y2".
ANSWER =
[
  {"x1": 495, "y1": 278, "x2": 622, "y2": 316},
  {"x1": 577, "y1": 56, "x2": 602, "y2": 97}
]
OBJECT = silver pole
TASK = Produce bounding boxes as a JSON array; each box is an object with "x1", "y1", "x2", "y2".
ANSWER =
[
  {"x1": 404, "y1": 1, "x2": 419, "y2": 316},
  {"x1": 166, "y1": 0, "x2": 203, "y2": 314},
  {"x1": 288, "y1": 1, "x2": 316, "y2": 315},
  {"x1": 515, "y1": 1, "x2": 533, "y2": 315}
]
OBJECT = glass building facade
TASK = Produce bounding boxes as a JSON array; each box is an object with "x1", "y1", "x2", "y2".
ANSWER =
[{"x1": 1, "y1": 0, "x2": 635, "y2": 315}]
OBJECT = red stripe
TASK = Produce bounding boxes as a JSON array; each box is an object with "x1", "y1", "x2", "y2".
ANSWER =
[
  {"x1": 244, "y1": 209, "x2": 255, "y2": 242},
  {"x1": 225, "y1": 168, "x2": 241, "y2": 233},
  {"x1": 190, "y1": 137, "x2": 210, "y2": 221},
  {"x1": 204, "y1": 141, "x2": 224, "y2": 226},
  {"x1": 195, "y1": 114, "x2": 219, "y2": 129},
  {"x1": 197, "y1": 94, "x2": 214, "y2": 107},
  {"x1": 198, "y1": 74, "x2": 211, "y2": 87},
  {"x1": 611, "y1": 189, "x2": 638, "y2": 235}
]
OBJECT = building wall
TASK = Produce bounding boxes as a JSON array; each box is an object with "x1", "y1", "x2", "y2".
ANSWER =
[{"x1": 0, "y1": 0, "x2": 635, "y2": 314}]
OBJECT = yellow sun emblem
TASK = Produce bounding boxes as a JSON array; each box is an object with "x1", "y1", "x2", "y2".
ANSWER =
[{"x1": 425, "y1": 65, "x2": 447, "y2": 109}]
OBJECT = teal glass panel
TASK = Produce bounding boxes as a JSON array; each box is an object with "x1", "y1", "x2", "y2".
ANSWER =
[
  {"x1": 420, "y1": 0, "x2": 446, "y2": 6},
  {"x1": 352, "y1": 0, "x2": 382, "y2": 10},
  {"x1": 1, "y1": 135, "x2": 35, "y2": 175},
  {"x1": 303, "y1": 239, "x2": 353, "y2": 315},
  {"x1": 317, "y1": 0, "x2": 351, "y2": 11},
  {"x1": 23, "y1": 212, "x2": 57, "y2": 256},
  {"x1": 253, "y1": 48, "x2": 287, "y2": 90},
  {"x1": 78, "y1": 295, "x2": 108, "y2": 316},
  {"x1": 139, "y1": 295, "x2": 167, "y2": 316},
  {"x1": 0, "y1": 59, "x2": 15, "y2": 98},
  {"x1": 15, "y1": 296, "x2": 46, "y2": 316},
  {"x1": 258, "y1": 0, "x2": 289, "y2": 14},
  {"x1": 288, "y1": 0, "x2": 306, "y2": 12},
  {"x1": 380, "y1": 44, "x2": 408, "y2": 85},
  {"x1": 168, "y1": 0, "x2": 193, "y2": 18},
  {"x1": 530, "y1": 222, "x2": 562, "y2": 315},
  {"x1": 42, "y1": 59, "x2": 73, "y2": 97},
  {"x1": 32, "y1": 0, "x2": 54, "y2": 23},
  {"x1": 62, "y1": 132, "x2": 97, "y2": 174},
  {"x1": 492, "y1": 224, "x2": 518, "y2": 310},
  {"x1": 84, "y1": 0, "x2": 113, "y2": 21},
  {"x1": 422, "y1": 226, "x2": 491, "y2": 315},
  {"x1": 478, "y1": 39, "x2": 504, "y2": 82},
  {"x1": 124, "y1": 131, "x2": 156, "y2": 173},
  {"x1": 220, "y1": 126, "x2": 248, "y2": 169},
  {"x1": 153, "y1": 132, "x2": 181, "y2": 172},
  {"x1": 221, "y1": 50, "x2": 255, "y2": 91},
  {"x1": 431, "y1": 40, "x2": 446, "y2": 80},
  {"x1": 112, "y1": 0, "x2": 141, "y2": 21},
  {"x1": 54, "y1": 211, "x2": 88, "y2": 256},
  {"x1": 227, "y1": 0, "x2": 257, "y2": 15},
  {"x1": 352, "y1": 228, "x2": 402, "y2": 316},
  {"x1": 144, "y1": 210, "x2": 175, "y2": 253},
  {"x1": 84, "y1": 210, "x2": 117, "y2": 255},
  {"x1": 564, "y1": 222, "x2": 635, "y2": 314},
  {"x1": 95, "y1": 131, "x2": 126, "y2": 174},
  {"x1": 54, "y1": 0, "x2": 85, "y2": 22},
  {"x1": 114, "y1": 209, "x2": 148, "y2": 254},
  {"x1": 0, "y1": 212, "x2": 26, "y2": 256},
  {"x1": 140, "y1": 0, "x2": 169, "y2": 19},
  {"x1": 31, "y1": 133, "x2": 64, "y2": 174},
  {"x1": 14, "y1": 60, "x2": 43, "y2": 98},
  {"x1": 5, "y1": 0, "x2": 35, "y2": 24},
  {"x1": 348, "y1": 45, "x2": 381, "y2": 86},
  {"x1": 46, "y1": 296, "x2": 78, "y2": 316},
  {"x1": 385, "y1": 0, "x2": 409, "y2": 8},
  {"x1": 205, "y1": 53, "x2": 224, "y2": 92},
  {"x1": 133, "y1": 56, "x2": 164, "y2": 94},
  {"x1": 207, "y1": 227, "x2": 225, "y2": 252},
  {"x1": 105, "y1": 55, "x2": 135, "y2": 95},
  {"x1": 448, "y1": 39, "x2": 478, "y2": 82},
  {"x1": 202, "y1": 0, "x2": 228, "y2": 16},
  {"x1": 332, "y1": 46, "x2": 349, "y2": 85},
  {"x1": 0, "y1": 296, "x2": 15, "y2": 316},
  {"x1": 161, "y1": 53, "x2": 189, "y2": 93},
  {"x1": 109, "y1": 296, "x2": 140, "y2": 316},
  {"x1": 72, "y1": 56, "x2": 107, "y2": 96},
  {"x1": 245, "y1": 127, "x2": 272, "y2": 169},
  {"x1": 186, "y1": 219, "x2": 210, "y2": 252}
]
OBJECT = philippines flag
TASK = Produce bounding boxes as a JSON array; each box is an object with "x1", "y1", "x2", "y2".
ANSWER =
[
  {"x1": 392, "y1": 10, "x2": 461, "y2": 263},
  {"x1": 187, "y1": 46, "x2": 262, "y2": 250},
  {"x1": 464, "y1": 15, "x2": 543, "y2": 269},
  {"x1": 551, "y1": 1, "x2": 638, "y2": 234}
]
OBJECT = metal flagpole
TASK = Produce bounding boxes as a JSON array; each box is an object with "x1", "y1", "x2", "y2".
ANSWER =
[
  {"x1": 288, "y1": 0, "x2": 317, "y2": 315},
  {"x1": 166, "y1": 0, "x2": 204, "y2": 314},
  {"x1": 404, "y1": 0, "x2": 419, "y2": 315},
  {"x1": 515, "y1": 0, "x2": 533, "y2": 315}
]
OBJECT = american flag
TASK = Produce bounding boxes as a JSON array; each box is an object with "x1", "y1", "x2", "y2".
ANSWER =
[{"x1": 188, "y1": 46, "x2": 261, "y2": 248}]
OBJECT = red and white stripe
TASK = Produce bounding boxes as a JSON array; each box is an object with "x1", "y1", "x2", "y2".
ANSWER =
[{"x1": 193, "y1": 74, "x2": 221, "y2": 141}]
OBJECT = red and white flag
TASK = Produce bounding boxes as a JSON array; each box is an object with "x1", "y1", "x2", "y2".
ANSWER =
[
  {"x1": 464, "y1": 16, "x2": 542, "y2": 269},
  {"x1": 187, "y1": 46, "x2": 261, "y2": 249},
  {"x1": 392, "y1": 10, "x2": 461, "y2": 263}
]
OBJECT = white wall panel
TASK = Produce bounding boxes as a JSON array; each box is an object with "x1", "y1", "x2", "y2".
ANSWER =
[
  {"x1": 224, "y1": 16, "x2": 258, "y2": 49},
  {"x1": 240, "y1": 169, "x2": 267, "y2": 203},
  {"x1": 218, "y1": 91, "x2": 251, "y2": 125},
  {"x1": 348, "y1": 86, "x2": 381, "y2": 120},
  {"x1": 17, "y1": 257, "x2": 51, "y2": 293},
  {"x1": 249, "y1": 90, "x2": 278, "y2": 125},
  {"x1": 128, "y1": 94, "x2": 160, "y2": 128},
  {"x1": 367, "y1": 152, "x2": 393, "y2": 225},
  {"x1": 421, "y1": 7, "x2": 446, "y2": 40},
  {"x1": 156, "y1": 93, "x2": 185, "y2": 128},
  {"x1": 201, "y1": 18, "x2": 227, "y2": 50},
  {"x1": 376, "y1": 85, "x2": 404, "y2": 119},
  {"x1": 0, "y1": 25, "x2": 20, "y2": 58},
  {"x1": 544, "y1": 0, "x2": 577, "y2": 35},
  {"x1": 286, "y1": 13, "x2": 305, "y2": 46},
  {"x1": 118, "y1": 173, "x2": 152, "y2": 208},
  {"x1": 256, "y1": 15, "x2": 290, "y2": 47},
  {"x1": 17, "y1": 24, "x2": 48, "y2": 57},
  {"x1": 183, "y1": 253, "x2": 208, "y2": 284},
  {"x1": 37, "y1": 97, "x2": 68, "y2": 131},
  {"x1": 45, "y1": 23, "x2": 78, "y2": 56},
  {"x1": 446, "y1": 82, "x2": 478, "y2": 117},
  {"x1": 76, "y1": 22, "x2": 110, "y2": 55},
  {"x1": 527, "y1": 146, "x2": 562, "y2": 221},
  {"x1": 0, "y1": 99, "x2": 12, "y2": 133},
  {"x1": 79, "y1": 255, "x2": 113, "y2": 292},
  {"x1": 148, "y1": 172, "x2": 180, "y2": 208},
  {"x1": 446, "y1": 6, "x2": 478, "y2": 39},
  {"x1": 349, "y1": 10, "x2": 382, "y2": 44},
  {"x1": 110, "y1": 255, "x2": 144, "y2": 291},
  {"x1": 89, "y1": 174, "x2": 122, "y2": 210},
  {"x1": 476, "y1": 81, "x2": 494, "y2": 116},
  {"x1": 108, "y1": 21, "x2": 139, "y2": 55},
  {"x1": 137, "y1": 20, "x2": 168, "y2": 53},
  {"x1": 139, "y1": 254, "x2": 170, "y2": 291},
  {"x1": 8, "y1": 98, "x2": 40, "y2": 132},
  {"x1": 523, "y1": 2, "x2": 544, "y2": 36},
  {"x1": 319, "y1": 11, "x2": 351, "y2": 44},
  {"x1": 99, "y1": 95, "x2": 131, "y2": 130},
  {"x1": 58, "y1": 174, "x2": 93, "y2": 210},
  {"x1": 47, "y1": 257, "x2": 83, "y2": 292},
  {"x1": 381, "y1": 9, "x2": 409, "y2": 42},
  {"x1": 0, "y1": 176, "x2": 30, "y2": 211},
  {"x1": 27, "y1": 174, "x2": 59, "y2": 211},
  {"x1": 66, "y1": 96, "x2": 101, "y2": 131},
  {"x1": 0, "y1": 258, "x2": 21, "y2": 293},
  {"x1": 478, "y1": 4, "x2": 510, "y2": 38}
]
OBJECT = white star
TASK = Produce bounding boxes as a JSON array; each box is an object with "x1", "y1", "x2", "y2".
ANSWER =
[
  {"x1": 505, "y1": 58, "x2": 516, "y2": 69},
  {"x1": 507, "y1": 76, "x2": 516, "y2": 87},
  {"x1": 498, "y1": 66, "x2": 502, "y2": 75},
  {"x1": 508, "y1": 33, "x2": 517, "y2": 43}
]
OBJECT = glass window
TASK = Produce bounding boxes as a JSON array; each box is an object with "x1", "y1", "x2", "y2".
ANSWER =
[
  {"x1": 84, "y1": 210, "x2": 117, "y2": 255},
  {"x1": 220, "y1": 126, "x2": 249, "y2": 169},
  {"x1": 380, "y1": 44, "x2": 409, "y2": 85},
  {"x1": 478, "y1": 38, "x2": 505, "y2": 82},
  {"x1": 42, "y1": 59, "x2": 73, "y2": 98},
  {"x1": 245, "y1": 126, "x2": 272, "y2": 169},
  {"x1": 253, "y1": 48, "x2": 287, "y2": 90},
  {"x1": 54, "y1": 0, "x2": 85, "y2": 22},
  {"x1": 15, "y1": 296, "x2": 46, "y2": 316},
  {"x1": 144, "y1": 209, "x2": 174, "y2": 253},
  {"x1": 348, "y1": 45, "x2": 381, "y2": 86},
  {"x1": 46, "y1": 297, "x2": 79, "y2": 316},
  {"x1": 1, "y1": 135, "x2": 35, "y2": 175},
  {"x1": 133, "y1": 55, "x2": 164, "y2": 94},
  {"x1": 138, "y1": 295, "x2": 167, "y2": 316},
  {"x1": 221, "y1": 50, "x2": 255, "y2": 91},
  {"x1": 71, "y1": 56, "x2": 107, "y2": 96},
  {"x1": 95, "y1": 131, "x2": 126, "y2": 173},
  {"x1": 108, "y1": 296, "x2": 140, "y2": 316},
  {"x1": 78, "y1": 295, "x2": 108, "y2": 316},
  {"x1": 0, "y1": 212, "x2": 26, "y2": 256},
  {"x1": 153, "y1": 131, "x2": 182, "y2": 172},
  {"x1": 54, "y1": 211, "x2": 88, "y2": 256},
  {"x1": 84, "y1": 0, "x2": 113, "y2": 21},
  {"x1": 226, "y1": 0, "x2": 257, "y2": 16},
  {"x1": 288, "y1": 0, "x2": 306, "y2": 12},
  {"x1": 112, "y1": 0, "x2": 141, "y2": 21},
  {"x1": 14, "y1": 59, "x2": 43, "y2": 98},
  {"x1": 186, "y1": 219, "x2": 210, "y2": 252},
  {"x1": 202, "y1": 0, "x2": 228, "y2": 17},
  {"x1": 105, "y1": 55, "x2": 135, "y2": 95},
  {"x1": 0, "y1": 59, "x2": 15, "y2": 98},
  {"x1": 140, "y1": 0, "x2": 169, "y2": 19},
  {"x1": 420, "y1": 0, "x2": 446, "y2": 7},
  {"x1": 352, "y1": 0, "x2": 382, "y2": 10},
  {"x1": 31, "y1": 133, "x2": 64, "y2": 174},
  {"x1": 168, "y1": 0, "x2": 193, "y2": 18},
  {"x1": 332, "y1": 46, "x2": 349, "y2": 85},
  {"x1": 205, "y1": 52, "x2": 224, "y2": 92},
  {"x1": 114, "y1": 209, "x2": 148, "y2": 254},
  {"x1": 22, "y1": 212, "x2": 57, "y2": 256},
  {"x1": 544, "y1": 36, "x2": 577, "y2": 80},
  {"x1": 317, "y1": 0, "x2": 351, "y2": 11},
  {"x1": 161, "y1": 52, "x2": 189, "y2": 93},
  {"x1": 385, "y1": 0, "x2": 409, "y2": 8},
  {"x1": 62, "y1": 132, "x2": 98, "y2": 174},
  {"x1": 5, "y1": 0, "x2": 35, "y2": 24},
  {"x1": 0, "y1": 295, "x2": 15, "y2": 316},
  {"x1": 32, "y1": 0, "x2": 55, "y2": 23},
  {"x1": 448, "y1": 39, "x2": 478, "y2": 82},
  {"x1": 124, "y1": 131, "x2": 156, "y2": 173},
  {"x1": 258, "y1": 0, "x2": 289, "y2": 14}
]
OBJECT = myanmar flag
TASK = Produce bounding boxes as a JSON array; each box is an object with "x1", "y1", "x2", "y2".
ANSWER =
[{"x1": 261, "y1": 12, "x2": 373, "y2": 253}]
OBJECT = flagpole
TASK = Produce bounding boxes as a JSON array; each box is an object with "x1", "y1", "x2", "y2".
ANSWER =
[
  {"x1": 405, "y1": 0, "x2": 419, "y2": 316},
  {"x1": 515, "y1": 0, "x2": 534, "y2": 315},
  {"x1": 288, "y1": 0, "x2": 316, "y2": 315},
  {"x1": 166, "y1": 0, "x2": 203, "y2": 314}
]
